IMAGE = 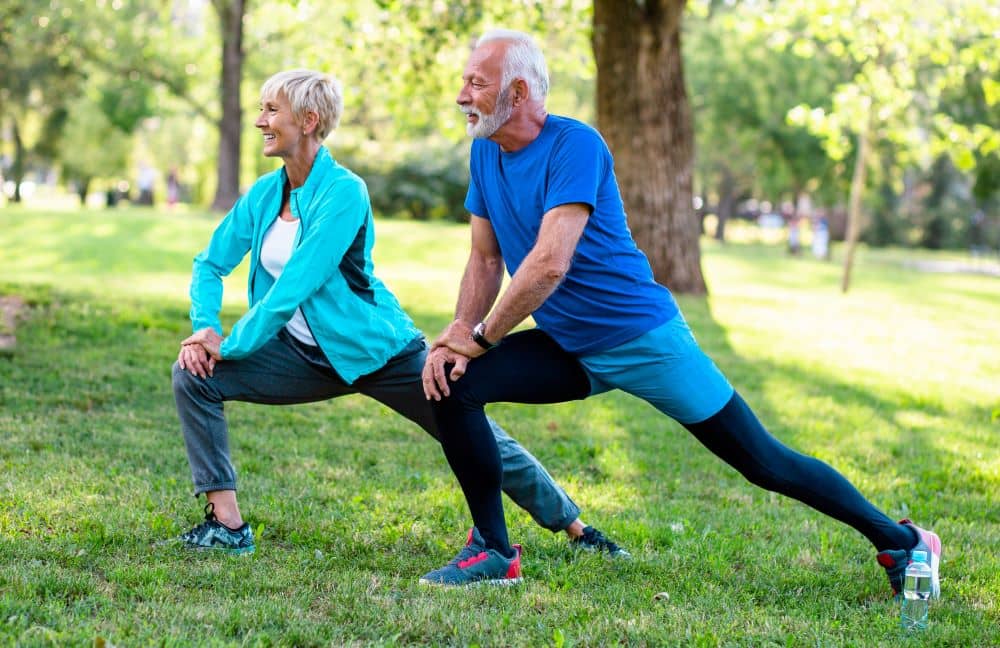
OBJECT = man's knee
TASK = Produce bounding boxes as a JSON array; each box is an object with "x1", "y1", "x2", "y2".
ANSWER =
[{"x1": 445, "y1": 372, "x2": 485, "y2": 408}]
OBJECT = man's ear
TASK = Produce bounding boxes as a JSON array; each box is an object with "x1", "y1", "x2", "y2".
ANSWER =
[{"x1": 512, "y1": 79, "x2": 530, "y2": 106}]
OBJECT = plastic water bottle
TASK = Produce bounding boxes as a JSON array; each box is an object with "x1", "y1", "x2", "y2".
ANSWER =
[{"x1": 901, "y1": 550, "x2": 932, "y2": 631}]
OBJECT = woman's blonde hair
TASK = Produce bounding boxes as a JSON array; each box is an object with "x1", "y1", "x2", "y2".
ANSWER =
[{"x1": 260, "y1": 69, "x2": 343, "y2": 141}]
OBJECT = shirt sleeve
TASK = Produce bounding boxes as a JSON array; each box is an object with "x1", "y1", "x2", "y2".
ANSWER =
[
  {"x1": 220, "y1": 178, "x2": 369, "y2": 360},
  {"x1": 188, "y1": 192, "x2": 255, "y2": 334},
  {"x1": 464, "y1": 141, "x2": 489, "y2": 218},
  {"x1": 543, "y1": 126, "x2": 607, "y2": 214}
]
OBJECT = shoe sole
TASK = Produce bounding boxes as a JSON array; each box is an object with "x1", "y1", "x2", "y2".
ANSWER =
[
  {"x1": 418, "y1": 576, "x2": 523, "y2": 587},
  {"x1": 574, "y1": 546, "x2": 632, "y2": 559},
  {"x1": 185, "y1": 544, "x2": 255, "y2": 556}
]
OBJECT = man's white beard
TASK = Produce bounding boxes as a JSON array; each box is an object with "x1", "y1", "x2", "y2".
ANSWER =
[{"x1": 465, "y1": 86, "x2": 514, "y2": 139}]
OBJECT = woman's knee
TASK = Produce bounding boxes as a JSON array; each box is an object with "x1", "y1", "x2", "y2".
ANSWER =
[{"x1": 172, "y1": 360, "x2": 204, "y2": 400}]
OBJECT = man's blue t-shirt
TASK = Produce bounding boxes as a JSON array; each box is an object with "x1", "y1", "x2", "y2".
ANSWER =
[{"x1": 465, "y1": 114, "x2": 678, "y2": 354}]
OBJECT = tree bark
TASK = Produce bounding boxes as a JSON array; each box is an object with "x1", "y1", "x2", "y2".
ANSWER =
[
  {"x1": 841, "y1": 122, "x2": 871, "y2": 293},
  {"x1": 715, "y1": 165, "x2": 736, "y2": 242},
  {"x1": 210, "y1": 0, "x2": 245, "y2": 212},
  {"x1": 77, "y1": 177, "x2": 91, "y2": 206},
  {"x1": 593, "y1": 0, "x2": 706, "y2": 294},
  {"x1": 10, "y1": 117, "x2": 25, "y2": 203}
]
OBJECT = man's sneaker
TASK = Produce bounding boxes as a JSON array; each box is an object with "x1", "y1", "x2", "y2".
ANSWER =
[
  {"x1": 419, "y1": 540, "x2": 522, "y2": 587},
  {"x1": 876, "y1": 519, "x2": 941, "y2": 599},
  {"x1": 179, "y1": 503, "x2": 255, "y2": 555},
  {"x1": 570, "y1": 526, "x2": 631, "y2": 558},
  {"x1": 420, "y1": 527, "x2": 486, "y2": 583}
]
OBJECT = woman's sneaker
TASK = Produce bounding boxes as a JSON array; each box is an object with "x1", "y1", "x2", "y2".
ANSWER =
[
  {"x1": 876, "y1": 519, "x2": 941, "y2": 598},
  {"x1": 419, "y1": 540, "x2": 522, "y2": 587},
  {"x1": 179, "y1": 503, "x2": 255, "y2": 555}
]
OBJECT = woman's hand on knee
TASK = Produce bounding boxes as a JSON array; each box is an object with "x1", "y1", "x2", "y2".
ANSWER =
[{"x1": 178, "y1": 342, "x2": 215, "y2": 379}]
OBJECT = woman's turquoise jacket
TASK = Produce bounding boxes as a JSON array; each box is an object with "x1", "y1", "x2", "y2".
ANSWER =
[{"x1": 188, "y1": 147, "x2": 421, "y2": 384}]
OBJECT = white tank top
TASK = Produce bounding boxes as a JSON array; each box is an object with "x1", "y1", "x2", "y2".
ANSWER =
[{"x1": 260, "y1": 216, "x2": 317, "y2": 346}]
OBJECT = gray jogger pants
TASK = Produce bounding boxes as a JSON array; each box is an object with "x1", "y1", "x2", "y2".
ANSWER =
[{"x1": 171, "y1": 330, "x2": 579, "y2": 532}]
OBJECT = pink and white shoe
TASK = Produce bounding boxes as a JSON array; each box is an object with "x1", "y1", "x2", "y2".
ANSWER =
[{"x1": 876, "y1": 519, "x2": 941, "y2": 598}]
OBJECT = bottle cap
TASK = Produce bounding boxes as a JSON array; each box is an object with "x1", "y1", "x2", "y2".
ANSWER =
[{"x1": 911, "y1": 550, "x2": 928, "y2": 563}]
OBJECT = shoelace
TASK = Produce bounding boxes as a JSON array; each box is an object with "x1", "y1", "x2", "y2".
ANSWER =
[
  {"x1": 582, "y1": 528, "x2": 622, "y2": 553},
  {"x1": 183, "y1": 502, "x2": 220, "y2": 539}
]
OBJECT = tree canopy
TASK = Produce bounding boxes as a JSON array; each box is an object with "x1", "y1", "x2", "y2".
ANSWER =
[{"x1": 2, "y1": 0, "x2": 997, "y2": 275}]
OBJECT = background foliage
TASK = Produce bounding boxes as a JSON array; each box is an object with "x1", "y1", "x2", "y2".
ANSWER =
[{"x1": 1, "y1": 0, "x2": 997, "y2": 250}]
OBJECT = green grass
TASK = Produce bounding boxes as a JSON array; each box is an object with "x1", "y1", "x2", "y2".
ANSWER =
[{"x1": 1, "y1": 205, "x2": 998, "y2": 646}]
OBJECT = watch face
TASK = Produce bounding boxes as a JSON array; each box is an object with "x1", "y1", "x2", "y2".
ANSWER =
[{"x1": 472, "y1": 322, "x2": 493, "y2": 349}]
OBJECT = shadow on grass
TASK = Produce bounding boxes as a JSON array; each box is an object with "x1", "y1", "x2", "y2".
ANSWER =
[{"x1": 607, "y1": 296, "x2": 990, "y2": 537}]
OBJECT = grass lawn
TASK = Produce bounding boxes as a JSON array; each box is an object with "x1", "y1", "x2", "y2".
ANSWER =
[{"x1": 1, "y1": 206, "x2": 998, "y2": 646}]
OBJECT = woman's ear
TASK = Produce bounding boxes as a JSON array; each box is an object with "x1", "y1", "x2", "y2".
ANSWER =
[{"x1": 302, "y1": 110, "x2": 320, "y2": 136}]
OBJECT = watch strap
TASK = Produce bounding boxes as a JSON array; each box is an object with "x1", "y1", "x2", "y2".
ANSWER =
[{"x1": 472, "y1": 322, "x2": 497, "y2": 350}]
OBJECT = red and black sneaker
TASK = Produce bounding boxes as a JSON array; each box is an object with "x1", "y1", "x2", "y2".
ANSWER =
[
  {"x1": 876, "y1": 519, "x2": 941, "y2": 599},
  {"x1": 419, "y1": 538, "x2": 522, "y2": 587}
]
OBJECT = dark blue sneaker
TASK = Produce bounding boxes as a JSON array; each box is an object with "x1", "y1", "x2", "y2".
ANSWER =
[
  {"x1": 179, "y1": 503, "x2": 255, "y2": 555},
  {"x1": 876, "y1": 519, "x2": 941, "y2": 598},
  {"x1": 420, "y1": 527, "x2": 486, "y2": 583},
  {"x1": 570, "y1": 526, "x2": 631, "y2": 558},
  {"x1": 419, "y1": 534, "x2": 522, "y2": 587}
]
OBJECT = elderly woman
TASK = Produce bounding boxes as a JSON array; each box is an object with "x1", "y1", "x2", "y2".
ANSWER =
[{"x1": 171, "y1": 69, "x2": 626, "y2": 562}]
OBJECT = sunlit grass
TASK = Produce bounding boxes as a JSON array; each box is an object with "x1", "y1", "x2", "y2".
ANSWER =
[{"x1": 1, "y1": 205, "x2": 997, "y2": 645}]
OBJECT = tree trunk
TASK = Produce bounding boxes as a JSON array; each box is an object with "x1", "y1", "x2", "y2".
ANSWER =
[
  {"x1": 77, "y1": 177, "x2": 91, "y2": 206},
  {"x1": 715, "y1": 165, "x2": 736, "y2": 242},
  {"x1": 593, "y1": 0, "x2": 705, "y2": 294},
  {"x1": 10, "y1": 117, "x2": 25, "y2": 203},
  {"x1": 210, "y1": 0, "x2": 245, "y2": 212},
  {"x1": 841, "y1": 123, "x2": 871, "y2": 293}
]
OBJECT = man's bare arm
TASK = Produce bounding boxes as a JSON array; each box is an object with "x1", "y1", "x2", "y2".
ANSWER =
[
  {"x1": 477, "y1": 203, "x2": 589, "y2": 343},
  {"x1": 430, "y1": 215, "x2": 505, "y2": 353}
]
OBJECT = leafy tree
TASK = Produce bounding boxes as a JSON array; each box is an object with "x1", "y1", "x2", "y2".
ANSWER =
[
  {"x1": 58, "y1": 90, "x2": 132, "y2": 205},
  {"x1": 779, "y1": 0, "x2": 999, "y2": 290},
  {"x1": 0, "y1": 3, "x2": 86, "y2": 201},
  {"x1": 686, "y1": 3, "x2": 845, "y2": 241},
  {"x1": 210, "y1": 0, "x2": 246, "y2": 211}
]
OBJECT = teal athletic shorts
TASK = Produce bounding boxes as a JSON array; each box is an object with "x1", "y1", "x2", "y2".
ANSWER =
[{"x1": 580, "y1": 314, "x2": 734, "y2": 424}]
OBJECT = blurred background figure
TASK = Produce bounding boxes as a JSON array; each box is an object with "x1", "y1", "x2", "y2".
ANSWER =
[
  {"x1": 812, "y1": 215, "x2": 830, "y2": 260},
  {"x1": 136, "y1": 163, "x2": 157, "y2": 206},
  {"x1": 166, "y1": 167, "x2": 180, "y2": 209}
]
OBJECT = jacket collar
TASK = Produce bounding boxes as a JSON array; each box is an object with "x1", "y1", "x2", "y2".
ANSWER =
[{"x1": 282, "y1": 146, "x2": 334, "y2": 220}]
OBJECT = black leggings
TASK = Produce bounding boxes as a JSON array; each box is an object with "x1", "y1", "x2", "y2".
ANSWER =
[
  {"x1": 432, "y1": 329, "x2": 913, "y2": 556},
  {"x1": 432, "y1": 330, "x2": 591, "y2": 555},
  {"x1": 683, "y1": 393, "x2": 912, "y2": 551}
]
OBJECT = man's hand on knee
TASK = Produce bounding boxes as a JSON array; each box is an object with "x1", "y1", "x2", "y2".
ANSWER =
[{"x1": 422, "y1": 346, "x2": 469, "y2": 401}]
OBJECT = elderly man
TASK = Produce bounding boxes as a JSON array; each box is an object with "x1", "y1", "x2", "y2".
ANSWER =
[{"x1": 419, "y1": 29, "x2": 941, "y2": 592}]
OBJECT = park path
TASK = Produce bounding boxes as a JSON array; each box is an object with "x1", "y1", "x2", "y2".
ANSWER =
[{"x1": 902, "y1": 258, "x2": 1000, "y2": 277}]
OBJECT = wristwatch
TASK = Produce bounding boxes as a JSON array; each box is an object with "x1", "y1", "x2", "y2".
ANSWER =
[{"x1": 471, "y1": 321, "x2": 497, "y2": 350}]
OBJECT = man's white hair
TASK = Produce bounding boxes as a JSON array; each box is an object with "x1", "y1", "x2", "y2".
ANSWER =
[
  {"x1": 260, "y1": 69, "x2": 343, "y2": 141},
  {"x1": 476, "y1": 29, "x2": 549, "y2": 101}
]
